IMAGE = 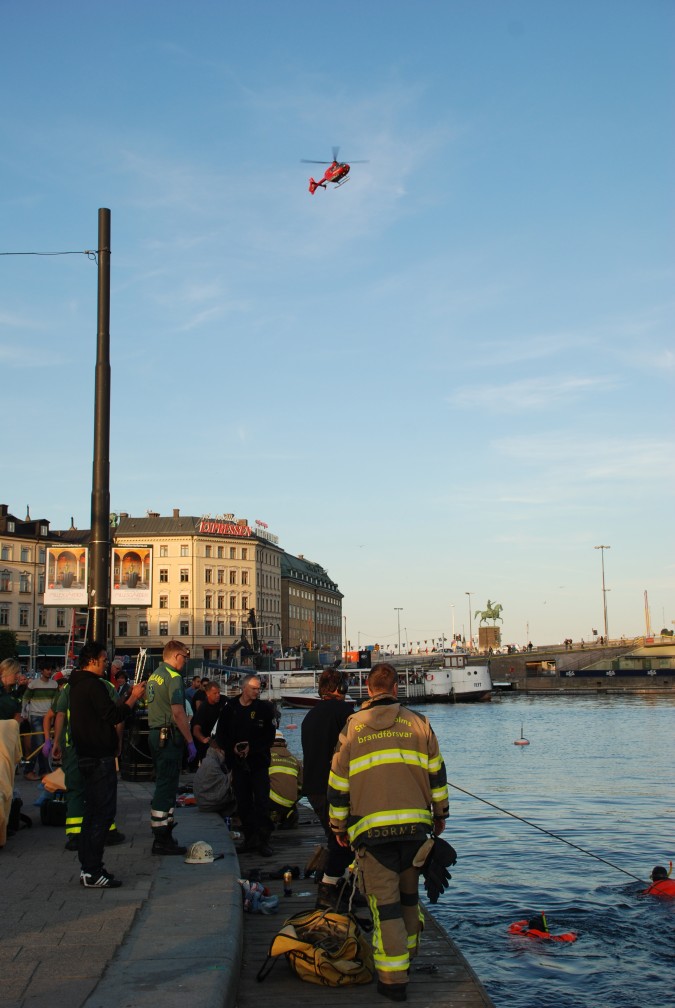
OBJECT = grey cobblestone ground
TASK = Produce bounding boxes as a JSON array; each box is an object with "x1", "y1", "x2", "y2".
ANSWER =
[{"x1": 1, "y1": 775, "x2": 241, "y2": 1008}]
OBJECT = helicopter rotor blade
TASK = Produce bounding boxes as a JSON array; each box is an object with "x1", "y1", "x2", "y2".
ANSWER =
[
  {"x1": 332, "y1": 145, "x2": 340, "y2": 162},
  {"x1": 301, "y1": 159, "x2": 331, "y2": 164}
]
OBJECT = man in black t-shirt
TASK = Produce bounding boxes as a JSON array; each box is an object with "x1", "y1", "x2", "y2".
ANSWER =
[
  {"x1": 191, "y1": 682, "x2": 225, "y2": 765},
  {"x1": 301, "y1": 668, "x2": 354, "y2": 907},
  {"x1": 215, "y1": 674, "x2": 276, "y2": 856}
]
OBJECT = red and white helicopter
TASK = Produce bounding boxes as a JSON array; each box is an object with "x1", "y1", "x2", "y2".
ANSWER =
[{"x1": 302, "y1": 146, "x2": 368, "y2": 194}]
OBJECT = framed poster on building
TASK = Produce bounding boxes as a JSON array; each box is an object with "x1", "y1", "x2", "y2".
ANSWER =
[
  {"x1": 111, "y1": 546, "x2": 152, "y2": 606},
  {"x1": 44, "y1": 546, "x2": 89, "y2": 606}
]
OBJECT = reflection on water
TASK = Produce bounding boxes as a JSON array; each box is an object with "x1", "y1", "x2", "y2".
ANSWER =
[{"x1": 281, "y1": 694, "x2": 675, "y2": 1008}]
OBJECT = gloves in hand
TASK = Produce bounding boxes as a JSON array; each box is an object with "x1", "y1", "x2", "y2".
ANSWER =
[
  {"x1": 42, "y1": 739, "x2": 53, "y2": 758},
  {"x1": 422, "y1": 837, "x2": 458, "y2": 904},
  {"x1": 186, "y1": 742, "x2": 198, "y2": 763}
]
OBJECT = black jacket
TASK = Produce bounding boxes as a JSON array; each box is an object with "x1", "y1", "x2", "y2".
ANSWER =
[
  {"x1": 69, "y1": 668, "x2": 130, "y2": 758},
  {"x1": 301, "y1": 697, "x2": 351, "y2": 795}
]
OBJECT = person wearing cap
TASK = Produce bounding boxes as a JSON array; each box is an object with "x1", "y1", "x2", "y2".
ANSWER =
[
  {"x1": 146, "y1": 640, "x2": 196, "y2": 855},
  {"x1": 0, "y1": 658, "x2": 26, "y2": 723},
  {"x1": 643, "y1": 865, "x2": 675, "y2": 897},
  {"x1": 269, "y1": 732, "x2": 302, "y2": 829}
]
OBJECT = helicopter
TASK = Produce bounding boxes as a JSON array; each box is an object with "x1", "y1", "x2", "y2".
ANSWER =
[{"x1": 301, "y1": 146, "x2": 368, "y2": 194}]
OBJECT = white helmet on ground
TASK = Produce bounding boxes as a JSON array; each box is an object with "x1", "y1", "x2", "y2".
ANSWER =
[{"x1": 184, "y1": 840, "x2": 222, "y2": 864}]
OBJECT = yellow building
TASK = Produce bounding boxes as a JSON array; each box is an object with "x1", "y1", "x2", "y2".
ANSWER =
[{"x1": 112, "y1": 509, "x2": 283, "y2": 662}]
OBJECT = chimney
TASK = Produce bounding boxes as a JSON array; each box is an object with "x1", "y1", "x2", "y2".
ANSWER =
[
  {"x1": 25, "y1": 506, "x2": 31, "y2": 521},
  {"x1": 119, "y1": 512, "x2": 129, "y2": 518},
  {"x1": 173, "y1": 508, "x2": 180, "y2": 519},
  {"x1": 147, "y1": 511, "x2": 160, "y2": 519}
]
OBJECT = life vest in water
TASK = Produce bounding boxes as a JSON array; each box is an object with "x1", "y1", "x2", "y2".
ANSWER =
[
  {"x1": 508, "y1": 919, "x2": 577, "y2": 942},
  {"x1": 643, "y1": 879, "x2": 675, "y2": 898}
]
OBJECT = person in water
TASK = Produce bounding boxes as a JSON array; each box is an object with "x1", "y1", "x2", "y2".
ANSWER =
[{"x1": 643, "y1": 865, "x2": 675, "y2": 898}]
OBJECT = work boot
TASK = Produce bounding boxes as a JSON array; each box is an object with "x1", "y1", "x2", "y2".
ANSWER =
[
  {"x1": 104, "y1": 829, "x2": 126, "y2": 846},
  {"x1": 64, "y1": 836, "x2": 79, "y2": 851},
  {"x1": 377, "y1": 981, "x2": 407, "y2": 1002},
  {"x1": 236, "y1": 833, "x2": 259, "y2": 855},
  {"x1": 257, "y1": 835, "x2": 274, "y2": 858},
  {"x1": 151, "y1": 827, "x2": 187, "y2": 856}
]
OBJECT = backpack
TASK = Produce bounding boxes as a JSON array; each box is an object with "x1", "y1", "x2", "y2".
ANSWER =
[
  {"x1": 40, "y1": 796, "x2": 67, "y2": 827},
  {"x1": 257, "y1": 908, "x2": 374, "y2": 987}
]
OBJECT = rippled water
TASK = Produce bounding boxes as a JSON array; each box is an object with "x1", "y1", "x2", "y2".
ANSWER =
[{"x1": 282, "y1": 693, "x2": 675, "y2": 1008}]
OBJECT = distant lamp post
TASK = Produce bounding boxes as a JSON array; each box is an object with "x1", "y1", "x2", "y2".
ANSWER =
[
  {"x1": 394, "y1": 608, "x2": 403, "y2": 655},
  {"x1": 465, "y1": 592, "x2": 473, "y2": 650},
  {"x1": 450, "y1": 603, "x2": 455, "y2": 640},
  {"x1": 594, "y1": 546, "x2": 611, "y2": 641}
]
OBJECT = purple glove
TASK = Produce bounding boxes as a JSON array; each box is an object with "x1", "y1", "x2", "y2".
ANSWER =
[
  {"x1": 42, "y1": 739, "x2": 53, "y2": 758},
  {"x1": 186, "y1": 742, "x2": 198, "y2": 763}
]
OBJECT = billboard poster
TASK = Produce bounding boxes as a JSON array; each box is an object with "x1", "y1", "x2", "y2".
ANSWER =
[
  {"x1": 44, "y1": 546, "x2": 89, "y2": 606},
  {"x1": 111, "y1": 545, "x2": 152, "y2": 606}
]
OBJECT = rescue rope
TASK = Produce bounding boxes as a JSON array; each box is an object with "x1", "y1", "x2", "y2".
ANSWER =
[{"x1": 448, "y1": 781, "x2": 644, "y2": 882}]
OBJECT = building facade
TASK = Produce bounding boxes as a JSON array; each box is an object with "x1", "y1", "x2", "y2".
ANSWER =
[
  {"x1": 112, "y1": 510, "x2": 284, "y2": 662},
  {"x1": 280, "y1": 552, "x2": 343, "y2": 660}
]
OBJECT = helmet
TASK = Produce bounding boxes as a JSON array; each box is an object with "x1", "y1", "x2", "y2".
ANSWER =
[
  {"x1": 274, "y1": 731, "x2": 287, "y2": 746},
  {"x1": 184, "y1": 841, "x2": 217, "y2": 864}
]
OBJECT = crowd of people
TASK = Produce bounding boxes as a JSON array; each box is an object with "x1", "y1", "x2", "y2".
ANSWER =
[{"x1": 3, "y1": 649, "x2": 670, "y2": 1003}]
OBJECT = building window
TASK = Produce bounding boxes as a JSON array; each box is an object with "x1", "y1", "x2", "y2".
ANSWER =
[
  {"x1": 159, "y1": 621, "x2": 169, "y2": 636},
  {"x1": 229, "y1": 547, "x2": 236, "y2": 559},
  {"x1": 241, "y1": 570, "x2": 249, "y2": 586},
  {"x1": 40, "y1": 525, "x2": 48, "y2": 536},
  {"x1": 217, "y1": 546, "x2": 224, "y2": 558},
  {"x1": 159, "y1": 595, "x2": 168, "y2": 609},
  {"x1": 180, "y1": 569, "x2": 189, "y2": 582},
  {"x1": 204, "y1": 620, "x2": 212, "y2": 636},
  {"x1": 20, "y1": 573, "x2": 30, "y2": 593},
  {"x1": 205, "y1": 545, "x2": 212, "y2": 558},
  {"x1": 118, "y1": 620, "x2": 128, "y2": 637},
  {"x1": 180, "y1": 595, "x2": 189, "y2": 609},
  {"x1": 38, "y1": 607, "x2": 48, "y2": 628},
  {"x1": 139, "y1": 620, "x2": 149, "y2": 637},
  {"x1": 159, "y1": 569, "x2": 168, "y2": 583},
  {"x1": 205, "y1": 569, "x2": 213, "y2": 583},
  {"x1": 217, "y1": 569, "x2": 224, "y2": 584},
  {"x1": 180, "y1": 545, "x2": 189, "y2": 557},
  {"x1": 229, "y1": 570, "x2": 237, "y2": 584},
  {"x1": 0, "y1": 605, "x2": 9, "y2": 626},
  {"x1": 229, "y1": 620, "x2": 236, "y2": 635},
  {"x1": 1, "y1": 546, "x2": 10, "y2": 561},
  {"x1": 160, "y1": 545, "x2": 168, "y2": 557},
  {"x1": 241, "y1": 596, "x2": 248, "y2": 610},
  {"x1": 0, "y1": 570, "x2": 10, "y2": 592},
  {"x1": 241, "y1": 548, "x2": 247, "y2": 561},
  {"x1": 179, "y1": 620, "x2": 189, "y2": 635},
  {"x1": 217, "y1": 594, "x2": 224, "y2": 608},
  {"x1": 217, "y1": 620, "x2": 224, "y2": 636},
  {"x1": 39, "y1": 547, "x2": 46, "y2": 563},
  {"x1": 38, "y1": 573, "x2": 45, "y2": 593},
  {"x1": 56, "y1": 609, "x2": 65, "y2": 628},
  {"x1": 21, "y1": 547, "x2": 30, "y2": 563},
  {"x1": 205, "y1": 595, "x2": 212, "y2": 609},
  {"x1": 229, "y1": 595, "x2": 236, "y2": 609}
]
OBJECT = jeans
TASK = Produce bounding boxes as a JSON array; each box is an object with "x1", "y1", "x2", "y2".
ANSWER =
[
  {"x1": 77, "y1": 756, "x2": 117, "y2": 876},
  {"x1": 27, "y1": 715, "x2": 49, "y2": 774}
]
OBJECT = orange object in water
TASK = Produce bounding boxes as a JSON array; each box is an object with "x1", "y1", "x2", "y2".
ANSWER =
[
  {"x1": 643, "y1": 879, "x2": 675, "y2": 898},
  {"x1": 508, "y1": 920, "x2": 577, "y2": 942}
]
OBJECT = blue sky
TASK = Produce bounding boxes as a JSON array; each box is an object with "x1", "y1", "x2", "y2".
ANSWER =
[{"x1": 2, "y1": 1, "x2": 673, "y2": 648}]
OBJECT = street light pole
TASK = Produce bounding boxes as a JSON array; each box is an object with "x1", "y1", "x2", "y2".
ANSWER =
[
  {"x1": 594, "y1": 545, "x2": 611, "y2": 641},
  {"x1": 450, "y1": 603, "x2": 455, "y2": 640},
  {"x1": 465, "y1": 592, "x2": 473, "y2": 650},
  {"x1": 394, "y1": 608, "x2": 403, "y2": 655}
]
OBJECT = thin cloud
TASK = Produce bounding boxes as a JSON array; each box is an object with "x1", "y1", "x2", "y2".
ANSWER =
[{"x1": 449, "y1": 374, "x2": 620, "y2": 411}]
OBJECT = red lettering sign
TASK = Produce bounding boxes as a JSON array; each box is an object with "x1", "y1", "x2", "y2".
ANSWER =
[{"x1": 198, "y1": 521, "x2": 252, "y2": 537}]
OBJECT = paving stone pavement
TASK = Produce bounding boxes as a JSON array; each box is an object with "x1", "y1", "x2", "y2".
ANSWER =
[{"x1": 1, "y1": 774, "x2": 241, "y2": 1008}]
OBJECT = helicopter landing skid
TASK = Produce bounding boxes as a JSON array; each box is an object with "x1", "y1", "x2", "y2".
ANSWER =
[{"x1": 334, "y1": 176, "x2": 351, "y2": 187}]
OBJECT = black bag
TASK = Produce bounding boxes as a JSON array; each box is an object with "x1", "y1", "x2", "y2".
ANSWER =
[
  {"x1": 7, "y1": 795, "x2": 32, "y2": 835},
  {"x1": 40, "y1": 797, "x2": 67, "y2": 827}
]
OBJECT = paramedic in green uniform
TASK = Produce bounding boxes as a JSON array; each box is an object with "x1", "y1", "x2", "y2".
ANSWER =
[{"x1": 146, "y1": 640, "x2": 196, "y2": 855}]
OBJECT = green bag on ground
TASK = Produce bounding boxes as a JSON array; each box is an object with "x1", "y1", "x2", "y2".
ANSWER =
[{"x1": 257, "y1": 907, "x2": 373, "y2": 987}]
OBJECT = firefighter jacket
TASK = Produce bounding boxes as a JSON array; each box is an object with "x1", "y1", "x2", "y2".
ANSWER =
[
  {"x1": 269, "y1": 744, "x2": 303, "y2": 808},
  {"x1": 327, "y1": 695, "x2": 449, "y2": 846}
]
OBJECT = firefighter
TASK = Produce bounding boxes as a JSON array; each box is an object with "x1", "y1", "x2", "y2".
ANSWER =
[{"x1": 328, "y1": 662, "x2": 449, "y2": 1002}]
